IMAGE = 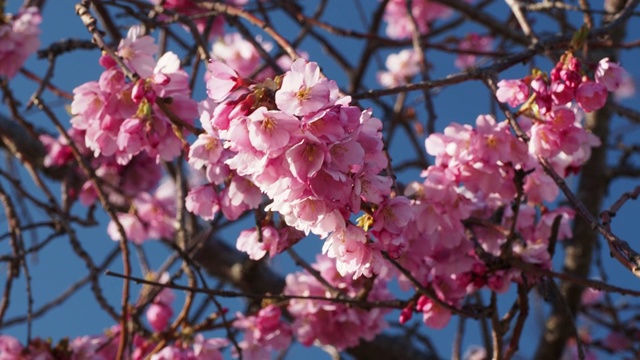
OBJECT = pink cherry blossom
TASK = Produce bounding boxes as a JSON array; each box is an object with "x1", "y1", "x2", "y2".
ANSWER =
[
  {"x1": 285, "y1": 255, "x2": 391, "y2": 351},
  {"x1": 0, "y1": 7, "x2": 41, "y2": 78},
  {"x1": 529, "y1": 122, "x2": 562, "y2": 158},
  {"x1": 189, "y1": 132, "x2": 225, "y2": 170},
  {"x1": 285, "y1": 136, "x2": 327, "y2": 182},
  {"x1": 614, "y1": 71, "x2": 635, "y2": 100},
  {"x1": 377, "y1": 49, "x2": 421, "y2": 88},
  {"x1": 371, "y1": 197, "x2": 414, "y2": 254},
  {"x1": 575, "y1": 80, "x2": 607, "y2": 112},
  {"x1": 323, "y1": 223, "x2": 378, "y2": 278},
  {"x1": 117, "y1": 25, "x2": 158, "y2": 78},
  {"x1": 0, "y1": 335, "x2": 23, "y2": 359},
  {"x1": 595, "y1": 57, "x2": 629, "y2": 92},
  {"x1": 192, "y1": 335, "x2": 227, "y2": 360},
  {"x1": 206, "y1": 60, "x2": 244, "y2": 102},
  {"x1": 247, "y1": 107, "x2": 301, "y2": 155},
  {"x1": 107, "y1": 213, "x2": 147, "y2": 244},
  {"x1": 531, "y1": 77, "x2": 553, "y2": 115},
  {"x1": 455, "y1": 33, "x2": 493, "y2": 70},
  {"x1": 496, "y1": 79, "x2": 529, "y2": 107},
  {"x1": 233, "y1": 305, "x2": 292, "y2": 359},
  {"x1": 275, "y1": 59, "x2": 337, "y2": 116},
  {"x1": 39, "y1": 131, "x2": 77, "y2": 168},
  {"x1": 134, "y1": 191, "x2": 177, "y2": 240},
  {"x1": 383, "y1": 0, "x2": 452, "y2": 39},
  {"x1": 416, "y1": 296, "x2": 452, "y2": 329},
  {"x1": 146, "y1": 302, "x2": 173, "y2": 332},
  {"x1": 236, "y1": 225, "x2": 280, "y2": 260},
  {"x1": 211, "y1": 32, "x2": 273, "y2": 77},
  {"x1": 186, "y1": 185, "x2": 220, "y2": 220}
]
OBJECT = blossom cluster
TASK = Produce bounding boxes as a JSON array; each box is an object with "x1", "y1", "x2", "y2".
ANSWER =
[
  {"x1": 212, "y1": 33, "x2": 272, "y2": 79},
  {"x1": 496, "y1": 56, "x2": 629, "y2": 114},
  {"x1": 284, "y1": 255, "x2": 392, "y2": 350},
  {"x1": 185, "y1": 98, "x2": 264, "y2": 222},
  {"x1": 0, "y1": 6, "x2": 41, "y2": 78},
  {"x1": 46, "y1": 26, "x2": 201, "y2": 244},
  {"x1": 147, "y1": 0, "x2": 248, "y2": 40},
  {"x1": 377, "y1": 32, "x2": 493, "y2": 90},
  {"x1": 0, "y1": 331, "x2": 227, "y2": 360},
  {"x1": 386, "y1": 113, "x2": 577, "y2": 327},
  {"x1": 40, "y1": 127, "x2": 165, "y2": 208},
  {"x1": 41, "y1": 129, "x2": 176, "y2": 244},
  {"x1": 496, "y1": 55, "x2": 628, "y2": 164},
  {"x1": 382, "y1": 0, "x2": 452, "y2": 39},
  {"x1": 71, "y1": 26, "x2": 198, "y2": 166},
  {"x1": 193, "y1": 48, "x2": 625, "y2": 334},
  {"x1": 36, "y1": 9, "x2": 635, "y2": 350},
  {"x1": 233, "y1": 305, "x2": 292, "y2": 359},
  {"x1": 382, "y1": 55, "x2": 629, "y2": 329},
  {"x1": 107, "y1": 179, "x2": 177, "y2": 243},
  {"x1": 454, "y1": 33, "x2": 493, "y2": 70},
  {"x1": 189, "y1": 57, "x2": 399, "y2": 279},
  {"x1": 377, "y1": 49, "x2": 421, "y2": 88}
]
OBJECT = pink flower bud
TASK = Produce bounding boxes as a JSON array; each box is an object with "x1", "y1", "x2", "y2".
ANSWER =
[
  {"x1": 399, "y1": 306, "x2": 413, "y2": 324},
  {"x1": 146, "y1": 303, "x2": 173, "y2": 332},
  {"x1": 131, "y1": 80, "x2": 146, "y2": 104},
  {"x1": 99, "y1": 53, "x2": 118, "y2": 69}
]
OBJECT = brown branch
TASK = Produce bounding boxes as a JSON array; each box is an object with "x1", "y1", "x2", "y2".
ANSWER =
[{"x1": 33, "y1": 94, "x2": 132, "y2": 360}]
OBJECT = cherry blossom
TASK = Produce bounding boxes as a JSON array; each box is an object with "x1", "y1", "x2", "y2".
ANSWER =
[
  {"x1": 575, "y1": 80, "x2": 608, "y2": 112},
  {"x1": 236, "y1": 225, "x2": 281, "y2": 260},
  {"x1": 233, "y1": 305, "x2": 292, "y2": 359},
  {"x1": 496, "y1": 79, "x2": 529, "y2": 107},
  {"x1": 147, "y1": 0, "x2": 226, "y2": 40},
  {"x1": 206, "y1": 61, "x2": 244, "y2": 102},
  {"x1": 285, "y1": 255, "x2": 391, "y2": 351},
  {"x1": 454, "y1": 33, "x2": 493, "y2": 69},
  {"x1": 595, "y1": 57, "x2": 629, "y2": 92},
  {"x1": 71, "y1": 27, "x2": 197, "y2": 165},
  {"x1": 0, "y1": 335, "x2": 23, "y2": 359},
  {"x1": 383, "y1": 0, "x2": 452, "y2": 39},
  {"x1": 145, "y1": 273, "x2": 175, "y2": 332},
  {"x1": 377, "y1": 49, "x2": 421, "y2": 88},
  {"x1": 0, "y1": 7, "x2": 41, "y2": 78},
  {"x1": 275, "y1": 59, "x2": 338, "y2": 116},
  {"x1": 211, "y1": 32, "x2": 273, "y2": 78}
]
